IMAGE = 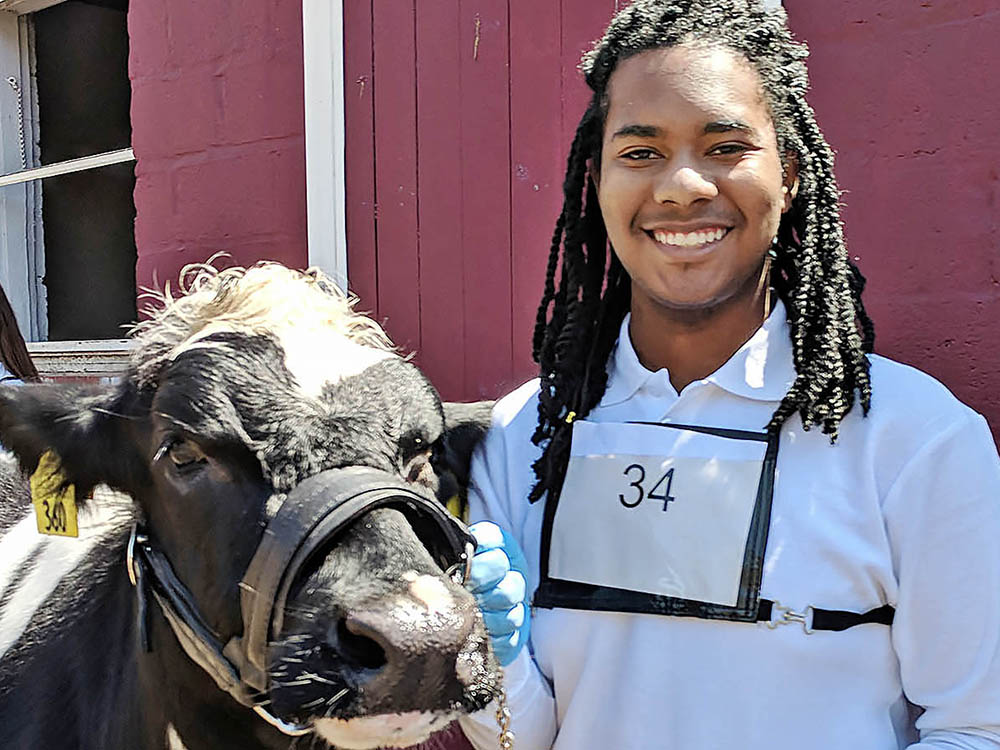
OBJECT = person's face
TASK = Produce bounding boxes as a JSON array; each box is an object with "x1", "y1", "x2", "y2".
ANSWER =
[{"x1": 597, "y1": 44, "x2": 795, "y2": 315}]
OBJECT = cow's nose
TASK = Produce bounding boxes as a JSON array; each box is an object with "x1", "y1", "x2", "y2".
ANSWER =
[
  {"x1": 332, "y1": 595, "x2": 480, "y2": 705},
  {"x1": 334, "y1": 616, "x2": 388, "y2": 671}
]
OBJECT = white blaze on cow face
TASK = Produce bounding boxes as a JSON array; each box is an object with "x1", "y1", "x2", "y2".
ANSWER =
[
  {"x1": 271, "y1": 323, "x2": 396, "y2": 398},
  {"x1": 313, "y1": 711, "x2": 454, "y2": 750},
  {"x1": 141, "y1": 264, "x2": 398, "y2": 397}
]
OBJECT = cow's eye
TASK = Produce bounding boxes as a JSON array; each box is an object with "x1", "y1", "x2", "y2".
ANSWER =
[
  {"x1": 399, "y1": 432, "x2": 429, "y2": 463},
  {"x1": 166, "y1": 439, "x2": 208, "y2": 469}
]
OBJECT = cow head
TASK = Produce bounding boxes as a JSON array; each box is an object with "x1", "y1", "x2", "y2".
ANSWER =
[{"x1": 0, "y1": 264, "x2": 500, "y2": 749}]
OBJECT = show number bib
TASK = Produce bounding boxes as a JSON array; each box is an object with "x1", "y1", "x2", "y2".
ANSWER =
[{"x1": 534, "y1": 421, "x2": 779, "y2": 621}]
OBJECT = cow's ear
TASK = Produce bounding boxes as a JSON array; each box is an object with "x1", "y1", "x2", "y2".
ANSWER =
[
  {"x1": 434, "y1": 401, "x2": 493, "y2": 514},
  {"x1": 0, "y1": 382, "x2": 148, "y2": 499}
]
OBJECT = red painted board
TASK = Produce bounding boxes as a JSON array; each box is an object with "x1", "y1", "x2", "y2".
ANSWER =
[
  {"x1": 413, "y1": 2, "x2": 467, "y2": 401},
  {"x1": 130, "y1": 0, "x2": 307, "y2": 296},
  {"x1": 509, "y1": 0, "x2": 565, "y2": 388},
  {"x1": 344, "y1": 0, "x2": 379, "y2": 315},
  {"x1": 457, "y1": 0, "x2": 513, "y2": 399},
  {"x1": 559, "y1": 1, "x2": 615, "y2": 150},
  {"x1": 786, "y1": 2, "x2": 1000, "y2": 436},
  {"x1": 373, "y1": 0, "x2": 421, "y2": 353}
]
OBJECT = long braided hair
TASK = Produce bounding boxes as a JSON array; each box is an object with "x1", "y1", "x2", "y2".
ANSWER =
[
  {"x1": 529, "y1": 0, "x2": 874, "y2": 503},
  {"x1": 0, "y1": 283, "x2": 38, "y2": 382}
]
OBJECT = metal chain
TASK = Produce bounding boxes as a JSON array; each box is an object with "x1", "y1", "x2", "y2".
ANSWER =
[
  {"x1": 495, "y1": 686, "x2": 514, "y2": 749},
  {"x1": 5, "y1": 76, "x2": 27, "y2": 169}
]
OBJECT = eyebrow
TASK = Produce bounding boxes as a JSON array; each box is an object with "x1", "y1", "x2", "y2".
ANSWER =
[
  {"x1": 703, "y1": 119, "x2": 757, "y2": 136},
  {"x1": 611, "y1": 120, "x2": 758, "y2": 140},
  {"x1": 611, "y1": 124, "x2": 661, "y2": 139}
]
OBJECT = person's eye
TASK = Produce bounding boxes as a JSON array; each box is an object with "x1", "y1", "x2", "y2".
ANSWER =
[
  {"x1": 709, "y1": 142, "x2": 751, "y2": 156},
  {"x1": 620, "y1": 148, "x2": 660, "y2": 161}
]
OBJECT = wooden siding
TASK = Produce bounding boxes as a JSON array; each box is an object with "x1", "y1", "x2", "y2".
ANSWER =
[
  {"x1": 130, "y1": 0, "x2": 308, "y2": 291},
  {"x1": 345, "y1": 1, "x2": 622, "y2": 402},
  {"x1": 347, "y1": 1, "x2": 1000, "y2": 444}
]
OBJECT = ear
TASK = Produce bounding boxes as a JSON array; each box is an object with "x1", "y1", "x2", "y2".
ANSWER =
[
  {"x1": 0, "y1": 382, "x2": 149, "y2": 500},
  {"x1": 782, "y1": 153, "x2": 800, "y2": 213},
  {"x1": 433, "y1": 401, "x2": 494, "y2": 515}
]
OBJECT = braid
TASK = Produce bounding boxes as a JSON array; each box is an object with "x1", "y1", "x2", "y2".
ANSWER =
[
  {"x1": 0, "y1": 283, "x2": 38, "y2": 382},
  {"x1": 530, "y1": 0, "x2": 875, "y2": 503}
]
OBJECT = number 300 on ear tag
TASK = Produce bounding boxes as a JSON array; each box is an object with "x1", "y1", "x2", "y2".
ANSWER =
[{"x1": 30, "y1": 451, "x2": 79, "y2": 538}]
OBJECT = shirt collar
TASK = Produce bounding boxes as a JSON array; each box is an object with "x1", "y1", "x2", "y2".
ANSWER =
[{"x1": 602, "y1": 300, "x2": 796, "y2": 406}]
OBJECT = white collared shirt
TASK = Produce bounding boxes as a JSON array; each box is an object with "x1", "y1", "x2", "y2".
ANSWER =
[{"x1": 459, "y1": 302, "x2": 1000, "y2": 750}]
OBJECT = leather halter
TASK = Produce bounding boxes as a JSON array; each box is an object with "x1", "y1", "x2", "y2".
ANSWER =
[{"x1": 128, "y1": 466, "x2": 475, "y2": 736}]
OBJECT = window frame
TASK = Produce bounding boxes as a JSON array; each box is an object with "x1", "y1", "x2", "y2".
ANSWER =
[
  {"x1": 0, "y1": 0, "x2": 135, "y2": 377},
  {"x1": 0, "y1": 7, "x2": 43, "y2": 341},
  {"x1": 301, "y1": 0, "x2": 348, "y2": 290}
]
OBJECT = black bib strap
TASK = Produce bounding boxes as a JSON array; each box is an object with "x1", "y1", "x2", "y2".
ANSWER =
[{"x1": 757, "y1": 599, "x2": 895, "y2": 633}]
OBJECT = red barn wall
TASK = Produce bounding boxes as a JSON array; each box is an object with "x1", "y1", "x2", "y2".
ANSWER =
[
  {"x1": 347, "y1": 1, "x2": 1000, "y2": 437},
  {"x1": 345, "y1": 0, "x2": 620, "y2": 402},
  {"x1": 128, "y1": 0, "x2": 308, "y2": 294},
  {"x1": 785, "y1": 0, "x2": 1000, "y2": 432}
]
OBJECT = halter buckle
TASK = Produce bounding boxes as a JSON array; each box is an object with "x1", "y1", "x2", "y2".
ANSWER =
[
  {"x1": 126, "y1": 523, "x2": 148, "y2": 587},
  {"x1": 766, "y1": 601, "x2": 814, "y2": 634},
  {"x1": 444, "y1": 542, "x2": 476, "y2": 586}
]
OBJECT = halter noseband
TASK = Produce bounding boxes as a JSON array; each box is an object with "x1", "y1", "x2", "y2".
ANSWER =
[{"x1": 127, "y1": 466, "x2": 475, "y2": 736}]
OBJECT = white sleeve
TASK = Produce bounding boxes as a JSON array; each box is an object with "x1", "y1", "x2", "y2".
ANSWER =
[
  {"x1": 883, "y1": 413, "x2": 1000, "y2": 749},
  {"x1": 458, "y1": 417, "x2": 558, "y2": 750}
]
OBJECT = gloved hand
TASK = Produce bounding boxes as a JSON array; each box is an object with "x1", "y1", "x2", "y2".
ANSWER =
[{"x1": 466, "y1": 521, "x2": 530, "y2": 667}]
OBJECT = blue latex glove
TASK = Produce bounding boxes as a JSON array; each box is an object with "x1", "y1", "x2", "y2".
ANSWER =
[{"x1": 466, "y1": 521, "x2": 530, "y2": 667}]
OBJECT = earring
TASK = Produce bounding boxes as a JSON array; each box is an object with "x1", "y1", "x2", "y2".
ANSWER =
[{"x1": 763, "y1": 257, "x2": 772, "y2": 320}]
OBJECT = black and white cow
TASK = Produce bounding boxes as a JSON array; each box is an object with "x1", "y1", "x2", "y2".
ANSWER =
[{"x1": 0, "y1": 264, "x2": 499, "y2": 750}]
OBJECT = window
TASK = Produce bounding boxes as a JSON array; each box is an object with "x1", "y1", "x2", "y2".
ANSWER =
[{"x1": 0, "y1": 0, "x2": 135, "y2": 377}]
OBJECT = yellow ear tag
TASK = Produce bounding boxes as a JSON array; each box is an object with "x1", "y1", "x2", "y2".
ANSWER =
[
  {"x1": 30, "y1": 450, "x2": 79, "y2": 538},
  {"x1": 445, "y1": 494, "x2": 467, "y2": 522}
]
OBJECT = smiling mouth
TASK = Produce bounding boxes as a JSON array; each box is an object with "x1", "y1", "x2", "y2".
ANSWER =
[{"x1": 646, "y1": 227, "x2": 730, "y2": 249}]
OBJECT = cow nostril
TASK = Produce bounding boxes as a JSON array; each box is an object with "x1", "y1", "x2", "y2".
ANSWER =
[{"x1": 335, "y1": 617, "x2": 388, "y2": 671}]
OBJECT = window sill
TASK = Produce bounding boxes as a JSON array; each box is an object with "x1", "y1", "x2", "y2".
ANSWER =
[{"x1": 27, "y1": 339, "x2": 133, "y2": 381}]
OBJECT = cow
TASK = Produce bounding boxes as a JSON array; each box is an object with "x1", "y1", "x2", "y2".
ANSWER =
[{"x1": 0, "y1": 263, "x2": 499, "y2": 750}]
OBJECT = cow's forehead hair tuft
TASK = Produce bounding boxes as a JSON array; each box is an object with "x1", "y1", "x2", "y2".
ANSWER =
[{"x1": 130, "y1": 263, "x2": 394, "y2": 387}]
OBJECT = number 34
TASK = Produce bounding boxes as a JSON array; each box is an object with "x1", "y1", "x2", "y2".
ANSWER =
[{"x1": 619, "y1": 464, "x2": 677, "y2": 511}]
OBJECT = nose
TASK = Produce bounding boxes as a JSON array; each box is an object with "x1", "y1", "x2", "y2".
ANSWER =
[
  {"x1": 331, "y1": 592, "x2": 492, "y2": 709},
  {"x1": 653, "y1": 160, "x2": 718, "y2": 207}
]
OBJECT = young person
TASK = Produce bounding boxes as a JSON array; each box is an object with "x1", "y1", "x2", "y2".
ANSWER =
[{"x1": 459, "y1": 1, "x2": 1000, "y2": 748}]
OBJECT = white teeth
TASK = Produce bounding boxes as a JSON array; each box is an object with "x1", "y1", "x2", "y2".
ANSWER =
[{"x1": 652, "y1": 228, "x2": 726, "y2": 247}]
